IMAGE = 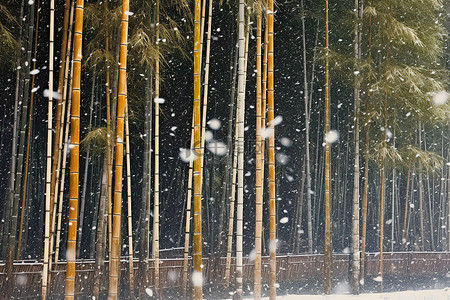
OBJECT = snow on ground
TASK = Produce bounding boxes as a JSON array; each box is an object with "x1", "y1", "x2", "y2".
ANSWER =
[{"x1": 255, "y1": 288, "x2": 450, "y2": 300}]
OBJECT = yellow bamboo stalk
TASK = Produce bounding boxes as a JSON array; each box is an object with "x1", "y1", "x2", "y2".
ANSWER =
[
  {"x1": 193, "y1": 0, "x2": 203, "y2": 295},
  {"x1": 125, "y1": 101, "x2": 134, "y2": 296},
  {"x1": 64, "y1": 0, "x2": 83, "y2": 298},
  {"x1": 267, "y1": 0, "x2": 276, "y2": 298},
  {"x1": 108, "y1": 0, "x2": 129, "y2": 297},
  {"x1": 254, "y1": 1, "x2": 263, "y2": 298}
]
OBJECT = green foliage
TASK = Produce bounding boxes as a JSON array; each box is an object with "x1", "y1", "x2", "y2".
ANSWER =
[
  {"x1": 0, "y1": 4, "x2": 19, "y2": 67},
  {"x1": 81, "y1": 127, "x2": 112, "y2": 156}
]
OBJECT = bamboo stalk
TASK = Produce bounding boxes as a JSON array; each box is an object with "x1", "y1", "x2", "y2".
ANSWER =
[
  {"x1": 193, "y1": 0, "x2": 203, "y2": 295},
  {"x1": 235, "y1": 1, "x2": 246, "y2": 297},
  {"x1": 360, "y1": 122, "x2": 370, "y2": 285},
  {"x1": 55, "y1": 45, "x2": 75, "y2": 265},
  {"x1": 64, "y1": 0, "x2": 83, "y2": 297},
  {"x1": 52, "y1": 0, "x2": 75, "y2": 264},
  {"x1": 254, "y1": 1, "x2": 263, "y2": 298},
  {"x1": 42, "y1": 0, "x2": 56, "y2": 297},
  {"x1": 108, "y1": 0, "x2": 130, "y2": 297},
  {"x1": 224, "y1": 106, "x2": 239, "y2": 287},
  {"x1": 125, "y1": 101, "x2": 135, "y2": 296},
  {"x1": 267, "y1": 0, "x2": 277, "y2": 297},
  {"x1": 182, "y1": 117, "x2": 195, "y2": 296},
  {"x1": 300, "y1": 0, "x2": 313, "y2": 254},
  {"x1": 153, "y1": 0, "x2": 161, "y2": 296},
  {"x1": 323, "y1": 0, "x2": 332, "y2": 294},
  {"x1": 199, "y1": 0, "x2": 213, "y2": 222},
  {"x1": 351, "y1": 0, "x2": 362, "y2": 293}
]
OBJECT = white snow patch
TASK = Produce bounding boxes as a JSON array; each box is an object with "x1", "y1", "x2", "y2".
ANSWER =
[
  {"x1": 276, "y1": 153, "x2": 289, "y2": 165},
  {"x1": 204, "y1": 131, "x2": 213, "y2": 142},
  {"x1": 332, "y1": 281, "x2": 351, "y2": 294},
  {"x1": 325, "y1": 130, "x2": 339, "y2": 144},
  {"x1": 207, "y1": 118, "x2": 221, "y2": 130},
  {"x1": 260, "y1": 127, "x2": 274, "y2": 139},
  {"x1": 154, "y1": 97, "x2": 165, "y2": 104},
  {"x1": 207, "y1": 141, "x2": 227, "y2": 156},
  {"x1": 342, "y1": 247, "x2": 350, "y2": 254},
  {"x1": 16, "y1": 274, "x2": 27, "y2": 287},
  {"x1": 145, "y1": 288, "x2": 153, "y2": 296},
  {"x1": 258, "y1": 289, "x2": 450, "y2": 299},
  {"x1": 168, "y1": 270, "x2": 178, "y2": 282},
  {"x1": 179, "y1": 148, "x2": 197, "y2": 163},
  {"x1": 373, "y1": 276, "x2": 383, "y2": 282},
  {"x1": 248, "y1": 248, "x2": 257, "y2": 262},
  {"x1": 432, "y1": 91, "x2": 449, "y2": 106},
  {"x1": 270, "y1": 115, "x2": 283, "y2": 126},
  {"x1": 280, "y1": 137, "x2": 292, "y2": 147},
  {"x1": 279, "y1": 217, "x2": 289, "y2": 224},
  {"x1": 43, "y1": 89, "x2": 61, "y2": 100},
  {"x1": 191, "y1": 271, "x2": 203, "y2": 287},
  {"x1": 269, "y1": 239, "x2": 278, "y2": 253}
]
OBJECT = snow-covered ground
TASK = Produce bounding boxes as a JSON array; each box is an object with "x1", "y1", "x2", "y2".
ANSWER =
[{"x1": 256, "y1": 289, "x2": 450, "y2": 300}]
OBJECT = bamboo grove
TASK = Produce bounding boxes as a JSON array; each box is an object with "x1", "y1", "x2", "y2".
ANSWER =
[{"x1": 0, "y1": 0, "x2": 449, "y2": 299}]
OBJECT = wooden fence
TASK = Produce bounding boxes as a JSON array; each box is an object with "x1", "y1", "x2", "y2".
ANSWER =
[{"x1": 1, "y1": 252, "x2": 450, "y2": 298}]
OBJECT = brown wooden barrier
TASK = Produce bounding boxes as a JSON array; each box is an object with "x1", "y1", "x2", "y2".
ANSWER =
[{"x1": 1, "y1": 252, "x2": 450, "y2": 298}]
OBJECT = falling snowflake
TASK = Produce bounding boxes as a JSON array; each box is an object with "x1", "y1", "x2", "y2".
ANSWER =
[
  {"x1": 179, "y1": 148, "x2": 197, "y2": 163},
  {"x1": 207, "y1": 141, "x2": 227, "y2": 156},
  {"x1": 325, "y1": 130, "x2": 339, "y2": 144},
  {"x1": 432, "y1": 91, "x2": 449, "y2": 106},
  {"x1": 207, "y1": 118, "x2": 221, "y2": 130}
]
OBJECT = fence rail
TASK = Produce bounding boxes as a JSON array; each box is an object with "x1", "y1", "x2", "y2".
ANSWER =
[{"x1": 1, "y1": 252, "x2": 449, "y2": 298}]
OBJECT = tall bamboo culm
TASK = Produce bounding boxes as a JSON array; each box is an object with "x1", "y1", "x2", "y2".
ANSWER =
[
  {"x1": 64, "y1": 0, "x2": 83, "y2": 298},
  {"x1": 53, "y1": 0, "x2": 75, "y2": 266},
  {"x1": 323, "y1": 0, "x2": 332, "y2": 294},
  {"x1": 42, "y1": 0, "x2": 56, "y2": 298},
  {"x1": 125, "y1": 102, "x2": 134, "y2": 295},
  {"x1": 351, "y1": 0, "x2": 362, "y2": 294},
  {"x1": 224, "y1": 107, "x2": 239, "y2": 287},
  {"x1": 182, "y1": 116, "x2": 194, "y2": 296},
  {"x1": 108, "y1": 0, "x2": 130, "y2": 298},
  {"x1": 235, "y1": 0, "x2": 246, "y2": 298},
  {"x1": 153, "y1": 0, "x2": 161, "y2": 297},
  {"x1": 193, "y1": 0, "x2": 203, "y2": 295},
  {"x1": 254, "y1": 1, "x2": 263, "y2": 298},
  {"x1": 267, "y1": 0, "x2": 276, "y2": 298}
]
